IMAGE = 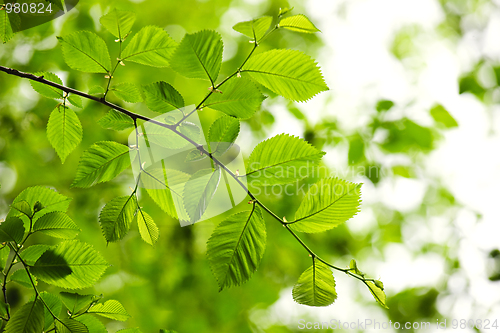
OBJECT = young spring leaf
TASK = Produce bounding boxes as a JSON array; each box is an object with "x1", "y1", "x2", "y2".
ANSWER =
[
  {"x1": 100, "y1": 8, "x2": 136, "y2": 40},
  {"x1": 430, "y1": 104, "x2": 458, "y2": 128},
  {"x1": 7, "y1": 186, "x2": 71, "y2": 222},
  {"x1": 98, "y1": 110, "x2": 135, "y2": 131},
  {"x1": 30, "y1": 240, "x2": 108, "y2": 289},
  {"x1": 0, "y1": 217, "x2": 25, "y2": 244},
  {"x1": 279, "y1": 14, "x2": 320, "y2": 33},
  {"x1": 99, "y1": 195, "x2": 137, "y2": 242},
  {"x1": 141, "y1": 167, "x2": 190, "y2": 219},
  {"x1": 68, "y1": 95, "x2": 83, "y2": 108},
  {"x1": 47, "y1": 105, "x2": 83, "y2": 163},
  {"x1": 135, "y1": 209, "x2": 159, "y2": 246},
  {"x1": 71, "y1": 141, "x2": 134, "y2": 188},
  {"x1": 30, "y1": 72, "x2": 64, "y2": 99},
  {"x1": 0, "y1": 10, "x2": 19, "y2": 44},
  {"x1": 60, "y1": 292, "x2": 99, "y2": 316},
  {"x1": 170, "y1": 30, "x2": 223, "y2": 84},
  {"x1": 33, "y1": 211, "x2": 80, "y2": 239},
  {"x1": 203, "y1": 77, "x2": 265, "y2": 119},
  {"x1": 183, "y1": 167, "x2": 221, "y2": 224},
  {"x1": 292, "y1": 259, "x2": 337, "y2": 307},
  {"x1": 10, "y1": 200, "x2": 32, "y2": 217},
  {"x1": 20, "y1": 245, "x2": 51, "y2": 265},
  {"x1": 88, "y1": 299, "x2": 131, "y2": 321},
  {"x1": 207, "y1": 115, "x2": 240, "y2": 155},
  {"x1": 55, "y1": 318, "x2": 90, "y2": 333},
  {"x1": 206, "y1": 206, "x2": 266, "y2": 290},
  {"x1": 0, "y1": 246, "x2": 10, "y2": 270},
  {"x1": 142, "y1": 81, "x2": 184, "y2": 113},
  {"x1": 278, "y1": 7, "x2": 293, "y2": 16},
  {"x1": 36, "y1": 291, "x2": 63, "y2": 332},
  {"x1": 89, "y1": 85, "x2": 106, "y2": 96},
  {"x1": 10, "y1": 269, "x2": 36, "y2": 288},
  {"x1": 57, "y1": 31, "x2": 111, "y2": 73},
  {"x1": 4, "y1": 299, "x2": 44, "y2": 333},
  {"x1": 121, "y1": 26, "x2": 177, "y2": 67},
  {"x1": 365, "y1": 281, "x2": 389, "y2": 309},
  {"x1": 75, "y1": 315, "x2": 107, "y2": 333},
  {"x1": 288, "y1": 178, "x2": 361, "y2": 233},
  {"x1": 111, "y1": 82, "x2": 143, "y2": 103},
  {"x1": 232, "y1": 16, "x2": 273, "y2": 41},
  {"x1": 242, "y1": 49, "x2": 328, "y2": 102},
  {"x1": 245, "y1": 134, "x2": 325, "y2": 186}
]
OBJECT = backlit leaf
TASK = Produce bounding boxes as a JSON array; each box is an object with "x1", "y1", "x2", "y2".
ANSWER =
[
  {"x1": 4, "y1": 299, "x2": 44, "y2": 333},
  {"x1": 57, "y1": 31, "x2": 111, "y2": 73},
  {"x1": 208, "y1": 115, "x2": 240, "y2": 155},
  {"x1": 170, "y1": 30, "x2": 223, "y2": 84},
  {"x1": 207, "y1": 206, "x2": 266, "y2": 290},
  {"x1": 47, "y1": 105, "x2": 83, "y2": 163},
  {"x1": 88, "y1": 299, "x2": 130, "y2": 321},
  {"x1": 183, "y1": 167, "x2": 221, "y2": 224},
  {"x1": 279, "y1": 14, "x2": 320, "y2": 33},
  {"x1": 292, "y1": 260, "x2": 337, "y2": 306},
  {"x1": 100, "y1": 8, "x2": 136, "y2": 40},
  {"x1": 0, "y1": 217, "x2": 25, "y2": 244},
  {"x1": 98, "y1": 110, "x2": 135, "y2": 131},
  {"x1": 33, "y1": 211, "x2": 80, "y2": 239},
  {"x1": 242, "y1": 49, "x2": 328, "y2": 102},
  {"x1": 30, "y1": 72, "x2": 63, "y2": 99},
  {"x1": 288, "y1": 178, "x2": 361, "y2": 233},
  {"x1": 233, "y1": 16, "x2": 272, "y2": 41},
  {"x1": 135, "y1": 209, "x2": 159, "y2": 246},
  {"x1": 71, "y1": 141, "x2": 134, "y2": 188},
  {"x1": 143, "y1": 81, "x2": 184, "y2": 113},
  {"x1": 365, "y1": 281, "x2": 389, "y2": 309},
  {"x1": 121, "y1": 26, "x2": 177, "y2": 67},
  {"x1": 111, "y1": 82, "x2": 143, "y2": 103},
  {"x1": 99, "y1": 195, "x2": 137, "y2": 242},
  {"x1": 8, "y1": 186, "x2": 71, "y2": 222}
]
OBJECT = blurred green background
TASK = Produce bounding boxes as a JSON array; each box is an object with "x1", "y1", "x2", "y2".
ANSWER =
[{"x1": 1, "y1": 0, "x2": 500, "y2": 332}]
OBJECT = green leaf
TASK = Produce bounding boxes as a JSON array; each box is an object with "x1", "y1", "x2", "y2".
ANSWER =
[
  {"x1": 204, "y1": 77, "x2": 265, "y2": 119},
  {"x1": 349, "y1": 259, "x2": 364, "y2": 276},
  {"x1": 135, "y1": 209, "x2": 159, "y2": 246},
  {"x1": 75, "y1": 315, "x2": 108, "y2": 333},
  {"x1": 0, "y1": 246, "x2": 10, "y2": 270},
  {"x1": 30, "y1": 240, "x2": 108, "y2": 289},
  {"x1": 60, "y1": 292, "x2": 99, "y2": 316},
  {"x1": 245, "y1": 134, "x2": 324, "y2": 186},
  {"x1": 376, "y1": 99, "x2": 394, "y2": 112},
  {"x1": 4, "y1": 299, "x2": 44, "y2": 333},
  {"x1": 111, "y1": 82, "x2": 143, "y2": 103},
  {"x1": 292, "y1": 259, "x2": 337, "y2": 306},
  {"x1": 8, "y1": 186, "x2": 71, "y2": 222},
  {"x1": 100, "y1": 8, "x2": 136, "y2": 40},
  {"x1": 55, "y1": 318, "x2": 89, "y2": 333},
  {"x1": 0, "y1": 10, "x2": 19, "y2": 44},
  {"x1": 75, "y1": 315, "x2": 106, "y2": 333},
  {"x1": 233, "y1": 16, "x2": 272, "y2": 41},
  {"x1": 365, "y1": 281, "x2": 389, "y2": 309},
  {"x1": 57, "y1": 31, "x2": 111, "y2": 73},
  {"x1": 279, "y1": 14, "x2": 320, "y2": 33},
  {"x1": 278, "y1": 7, "x2": 293, "y2": 16},
  {"x1": 89, "y1": 85, "x2": 106, "y2": 95},
  {"x1": 208, "y1": 115, "x2": 239, "y2": 155},
  {"x1": 430, "y1": 104, "x2": 458, "y2": 128},
  {"x1": 143, "y1": 81, "x2": 184, "y2": 113},
  {"x1": 121, "y1": 26, "x2": 177, "y2": 67},
  {"x1": 143, "y1": 120, "x2": 200, "y2": 149},
  {"x1": 185, "y1": 148, "x2": 207, "y2": 162},
  {"x1": 68, "y1": 95, "x2": 83, "y2": 108},
  {"x1": 71, "y1": 141, "x2": 133, "y2": 188},
  {"x1": 33, "y1": 212, "x2": 80, "y2": 239},
  {"x1": 207, "y1": 206, "x2": 266, "y2": 290},
  {"x1": 288, "y1": 178, "x2": 361, "y2": 233},
  {"x1": 10, "y1": 200, "x2": 32, "y2": 217},
  {"x1": 0, "y1": 217, "x2": 25, "y2": 244},
  {"x1": 30, "y1": 72, "x2": 63, "y2": 99},
  {"x1": 98, "y1": 110, "x2": 134, "y2": 131},
  {"x1": 141, "y1": 168, "x2": 190, "y2": 219},
  {"x1": 348, "y1": 134, "x2": 365, "y2": 165},
  {"x1": 47, "y1": 105, "x2": 83, "y2": 163},
  {"x1": 183, "y1": 167, "x2": 221, "y2": 224},
  {"x1": 20, "y1": 245, "x2": 51, "y2": 266},
  {"x1": 170, "y1": 30, "x2": 223, "y2": 84},
  {"x1": 38, "y1": 292, "x2": 63, "y2": 331},
  {"x1": 99, "y1": 195, "x2": 137, "y2": 242},
  {"x1": 242, "y1": 49, "x2": 328, "y2": 102},
  {"x1": 0, "y1": 299, "x2": 9, "y2": 320},
  {"x1": 10, "y1": 269, "x2": 36, "y2": 288},
  {"x1": 88, "y1": 299, "x2": 130, "y2": 321}
]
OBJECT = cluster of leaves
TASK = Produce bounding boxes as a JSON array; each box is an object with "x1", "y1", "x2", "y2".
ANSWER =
[
  {"x1": 0, "y1": 186, "x2": 163, "y2": 332},
  {"x1": 1, "y1": 6, "x2": 389, "y2": 332}
]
